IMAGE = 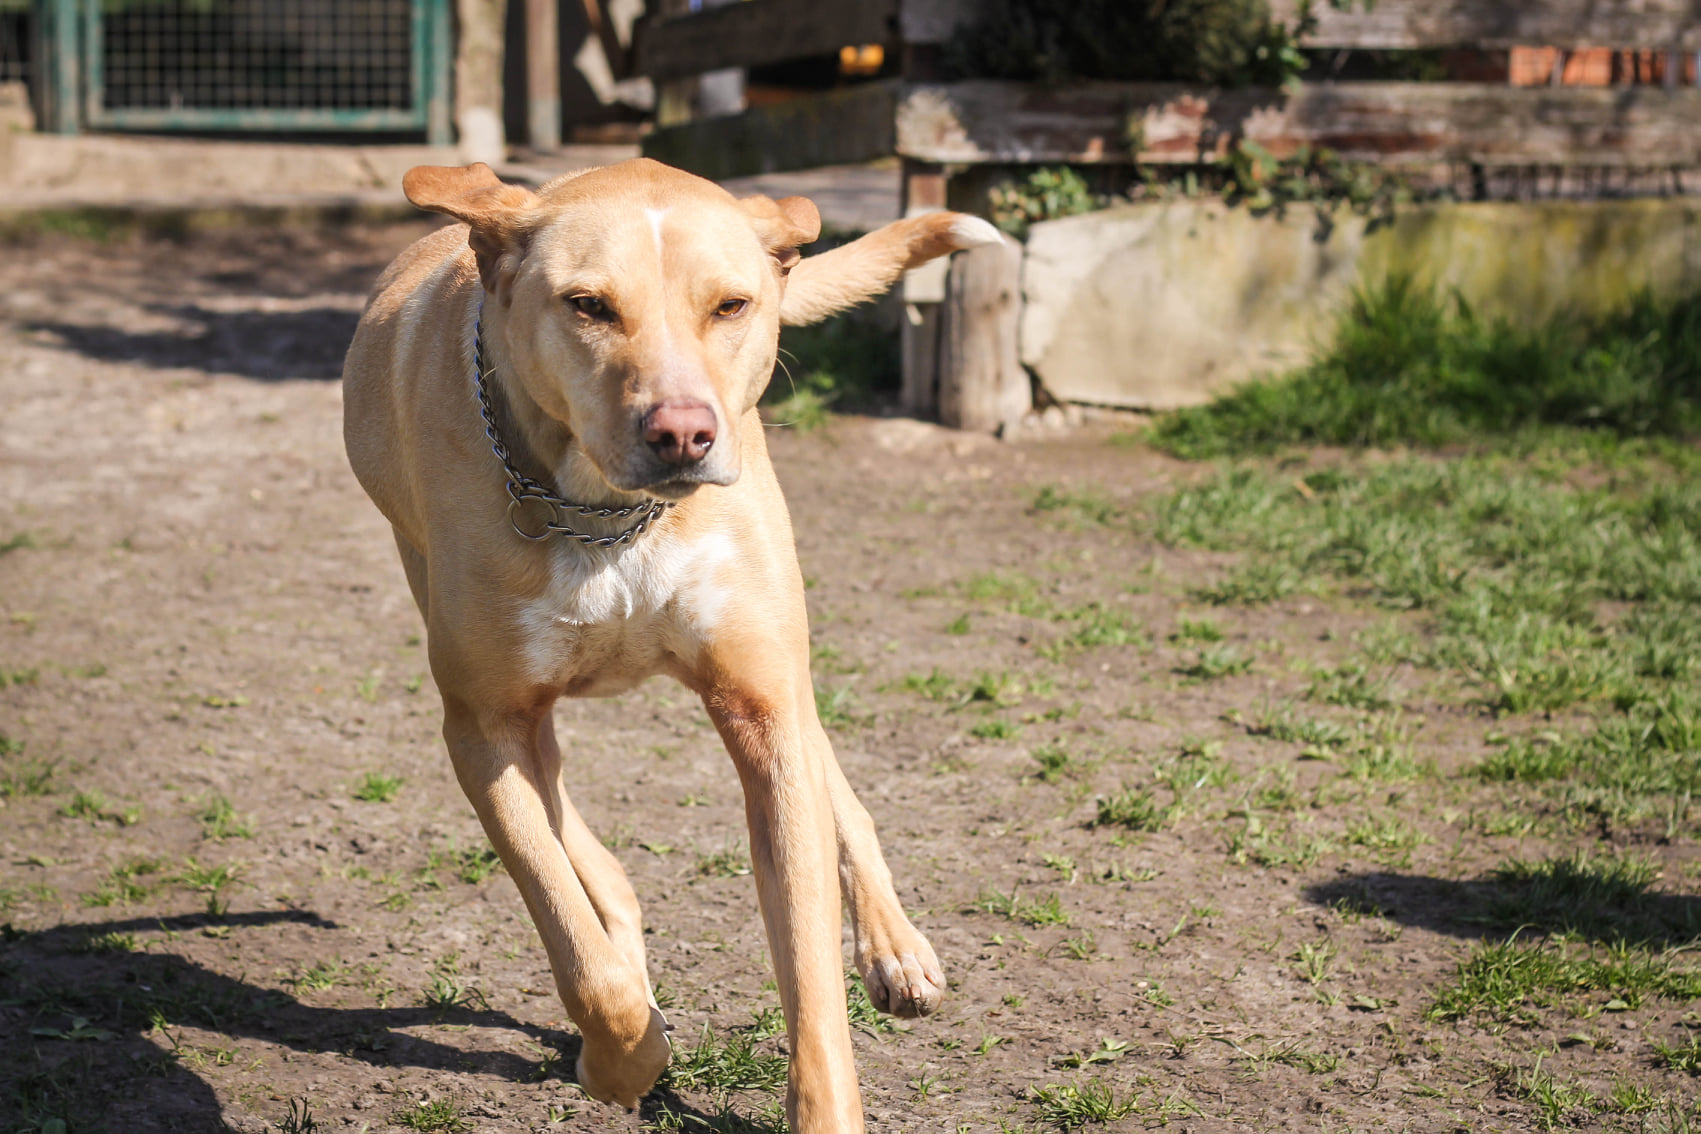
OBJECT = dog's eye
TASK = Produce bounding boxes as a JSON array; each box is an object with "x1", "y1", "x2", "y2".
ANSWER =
[
  {"x1": 714, "y1": 298, "x2": 748, "y2": 319},
  {"x1": 569, "y1": 295, "x2": 610, "y2": 319}
]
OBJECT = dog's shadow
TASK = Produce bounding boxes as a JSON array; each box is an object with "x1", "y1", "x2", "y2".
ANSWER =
[
  {"x1": 1, "y1": 909, "x2": 763, "y2": 1132},
  {"x1": 29, "y1": 303, "x2": 360, "y2": 382}
]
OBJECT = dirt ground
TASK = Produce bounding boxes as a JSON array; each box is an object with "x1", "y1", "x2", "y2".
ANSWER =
[{"x1": 0, "y1": 223, "x2": 1695, "y2": 1134}]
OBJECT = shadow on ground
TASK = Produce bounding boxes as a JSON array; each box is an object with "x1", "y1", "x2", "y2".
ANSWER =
[
  {"x1": 2, "y1": 910, "x2": 572, "y2": 1131},
  {"x1": 4, "y1": 909, "x2": 765, "y2": 1132},
  {"x1": 1306, "y1": 871, "x2": 1701, "y2": 949},
  {"x1": 30, "y1": 305, "x2": 360, "y2": 381}
]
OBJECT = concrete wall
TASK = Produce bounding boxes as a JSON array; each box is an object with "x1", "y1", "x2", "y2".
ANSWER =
[{"x1": 1020, "y1": 198, "x2": 1701, "y2": 410}]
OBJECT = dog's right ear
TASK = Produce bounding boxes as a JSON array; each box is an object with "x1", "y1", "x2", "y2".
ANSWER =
[{"x1": 403, "y1": 164, "x2": 539, "y2": 297}]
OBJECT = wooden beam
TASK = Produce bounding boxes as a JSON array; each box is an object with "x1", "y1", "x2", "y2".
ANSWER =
[
  {"x1": 895, "y1": 80, "x2": 1701, "y2": 167},
  {"x1": 643, "y1": 80, "x2": 900, "y2": 180},
  {"x1": 634, "y1": 0, "x2": 899, "y2": 82},
  {"x1": 1268, "y1": 0, "x2": 1701, "y2": 51}
]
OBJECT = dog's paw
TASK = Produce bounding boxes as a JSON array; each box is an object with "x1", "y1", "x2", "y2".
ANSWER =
[
  {"x1": 574, "y1": 1006, "x2": 673, "y2": 1109},
  {"x1": 858, "y1": 930, "x2": 945, "y2": 1019}
]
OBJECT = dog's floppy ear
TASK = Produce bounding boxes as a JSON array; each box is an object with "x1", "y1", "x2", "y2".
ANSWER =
[
  {"x1": 740, "y1": 195, "x2": 821, "y2": 274},
  {"x1": 403, "y1": 164, "x2": 539, "y2": 296}
]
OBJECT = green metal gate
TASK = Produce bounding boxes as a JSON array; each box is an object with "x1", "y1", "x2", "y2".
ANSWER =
[{"x1": 40, "y1": 0, "x2": 450, "y2": 140}]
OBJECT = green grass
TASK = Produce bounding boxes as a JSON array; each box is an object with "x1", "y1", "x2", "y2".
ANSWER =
[
  {"x1": 352, "y1": 772, "x2": 403, "y2": 803},
  {"x1": 1148, "y1": 279, "x2": 1701, "y2": 458},
  {"x1": 767, "y1": 301, "x2": 899, "y2": 427},
  {"x1": 392, "y1": 1099, "x2": 472, "y2": 1133},
  {"x1": 196, "y1": 793, "x2": 253, "y2": 840},
  {"x1": 1148, "y1": 450, "x2": 1701, "y2": 826},
  {"x1": 1428, "y1": 938, "x2": 1701, "y2": 1025},
  {"x1": 1029, "y1": 1078, "x2": 1140, "y2": 1127},
  {"x1": 973, "y1": 887, "x2": 1071, "y2": 927},
  {"x1": 661, "y1": 1024, "x2": 789, "y2": 1096}
]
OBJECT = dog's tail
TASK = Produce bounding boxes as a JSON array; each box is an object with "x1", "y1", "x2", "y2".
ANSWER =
[{"x1": 780, "y1": 212, "x2": 1005, "y2": 327}]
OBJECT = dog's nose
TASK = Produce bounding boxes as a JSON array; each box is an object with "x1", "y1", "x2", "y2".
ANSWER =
[{"x1": 642, "y1": 400, "x2": 717, "y2": 466}]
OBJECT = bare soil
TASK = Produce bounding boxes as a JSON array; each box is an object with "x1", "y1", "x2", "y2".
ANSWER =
[{"x1": 0, "y1": 225, "x2": 1694, "y2": 1133}]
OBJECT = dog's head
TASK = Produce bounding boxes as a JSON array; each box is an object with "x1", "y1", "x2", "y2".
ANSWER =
[{"x1": 403, "y1": 159, "x2": 819, "y2": 497}]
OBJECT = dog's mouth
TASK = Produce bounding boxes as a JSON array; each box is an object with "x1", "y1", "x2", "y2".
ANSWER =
[{"x1": 601, "y1": 461, "x2": 739, "y2": 499}]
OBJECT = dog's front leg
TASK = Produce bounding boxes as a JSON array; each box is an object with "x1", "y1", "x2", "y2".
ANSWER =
[
  {"x1": 441, "y1": 696, "x2": 671, "y2": 1108},
  {"x1": 813, "y1": 729, "x2": 947, "y2": 1019},
  {"x1": 706, "y1": 679, "x2": 864, "y2": 1133}
]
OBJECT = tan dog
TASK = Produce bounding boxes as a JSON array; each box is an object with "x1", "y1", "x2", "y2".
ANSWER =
[{"x1": 341, "y1": 157, "x2": 1001, "y2": 1130}]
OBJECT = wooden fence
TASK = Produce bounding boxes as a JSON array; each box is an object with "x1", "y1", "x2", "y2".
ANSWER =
[{"x1": 633, "y1": 0, "x2": 1701, "y2": 429}]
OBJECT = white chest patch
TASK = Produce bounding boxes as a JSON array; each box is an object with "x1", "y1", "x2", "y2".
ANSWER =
[{"x1": 518, "y1": 529, "x2": 740, "y2": 692}]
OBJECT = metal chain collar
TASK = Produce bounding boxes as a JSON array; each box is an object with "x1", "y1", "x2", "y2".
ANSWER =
[{"x1": 472, "y1": 305, "x2": 671, "y2": 547}]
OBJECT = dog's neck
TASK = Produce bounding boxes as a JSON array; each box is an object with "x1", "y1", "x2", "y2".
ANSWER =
[{"x1": 474, "y1": 307, "x2": 653, "y2": 513}]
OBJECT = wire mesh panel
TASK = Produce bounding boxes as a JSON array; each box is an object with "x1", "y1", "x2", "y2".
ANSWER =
[{"x1": 79, "y1": 0, "x2": 449, "y2": 133}]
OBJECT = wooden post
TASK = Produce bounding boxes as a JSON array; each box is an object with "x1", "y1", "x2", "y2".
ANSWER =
[
  {"x1": 456, "y1": 0, "x2": 508, "y2": 163},
  {"x1": 938, "y1": 237, "x2": 1029, "y2": 433},
  {"x1": 900, "y1": 160, "x2": 947, "y2": 417},
  {"x1": 526, "y1": 0, "x2": 561, "y2": 149}
]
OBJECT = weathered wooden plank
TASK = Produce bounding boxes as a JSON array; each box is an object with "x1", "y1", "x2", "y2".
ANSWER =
[
  {"x1": 643, "y1": 81, "x2": 899, "y2": 180},
  {"x1": 633, "y1": 0, "x2": 899, "y2": 82},
  {"x1": 896, "y1": 80, "x2": 1701, "y2": 166},
  {"x1": 939, "y1": 238, "x2": 1029, "y2": 433},
  {"x1": 1268, "y1": 0, "x2": 1701, "y2": 51}
]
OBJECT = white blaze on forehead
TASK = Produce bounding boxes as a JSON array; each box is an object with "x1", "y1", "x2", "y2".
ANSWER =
[{"x1": 644, "y1": 207, "x2": 671, "y2": 256}]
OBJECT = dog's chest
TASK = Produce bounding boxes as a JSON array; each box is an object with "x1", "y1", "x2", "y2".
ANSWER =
[{"x1": 517, "y1": 530, "x2": 738, "y2": 694}]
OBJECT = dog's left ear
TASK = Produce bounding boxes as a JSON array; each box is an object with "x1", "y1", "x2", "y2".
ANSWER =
[
  {"x1": 403, "y1": 164, "x2": 539, "y2": 296},
  {"x1": 740, "y1": 195, "x2": 822, "y2": 274}
]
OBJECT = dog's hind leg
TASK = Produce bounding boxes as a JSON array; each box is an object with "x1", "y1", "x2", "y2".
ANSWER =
[
  {"x1": 533, "y1": 711, "x2": 658, "y2": 1008},
  {"x1": 811, "y1": 723, "x2": 946, "y2": 1019},
  {"x1": 441, "y1": 696, "x2": 670, "y2": 1109}
]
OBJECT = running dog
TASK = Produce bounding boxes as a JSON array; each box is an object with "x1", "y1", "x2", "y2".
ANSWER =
[{"x1": 342, "y1": 157, "x2": 1001, "y2": 1131}]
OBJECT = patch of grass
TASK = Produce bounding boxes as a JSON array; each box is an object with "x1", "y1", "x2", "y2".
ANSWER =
[
  {"x1": 1653, "y1": 1034, "x2": 1701, "y2": 1075},
  {"x1": 1029, "y1": 743, "x2": 1090, "y2": 784},
  {"x1": 1306, "y1": 662, "x2": 1399, "y2": 710},
  {"x1": 277, "y1": 1098, "x2": 319, "y2": 1134},
  {"x1": 814, "y1": 681, "x2": 862, "y2": 729},
  {"x1": 973, "y1": 887, "x2": 1071, "y2": 927},
  {"x1": 1041, "y1": 603, "x2": 1146, "y2": 658},
  {"x1": 768, "y1": 303, "x2": 899, "y2": 425},
  {"x1": 196, "y1": 793, "x2": 254, "y2": 840},
  {"x1": 1092, "y1": 788, "x2": 1169, "y2": 832},
  {"x1": 1148, "y1": 280, "x2": 1701, "y2": 458},
  {"x1": 1032, "y1": 484, "x2": 1122, "y2": 527},
  {"x1": 1427, "y1": 938, "x2": 1701, "y2": 1025},
  {"x1": 898, "y1": 668, "x2": 1024, "y2": 710},
  {"x1": 1177, "y1": 643, "x2": 1252, "y2": 680},
  {"x1": 970, "y1": 718, "x2": 1020, "y2": 740},
  {"x1": 1029, "y1": 1078, "x2": 1140, "y2": 1127},
  {"x1": 1228, "y1": 817, "x2": 1336, "y2": 869},
  {"x1": 1497, "y1": 1056, "x2": 1599, "y2": 1131},
  {"x1": 1477, "y1": 850, "x2": 1679, "y2": 942},
  {"x1": 288, "y1": 961, "x2": 348, "y2": 993},
  {"x1": 82, "y1": 857, "x2": 166, "y2": 907},
  {"x1": 697, "y1": 844, "x2": 752, "y2": 878},
  {"x1": 0, "y1": 752, "x2": 56, "y2": 798},
  {"x1": 1151, "y1": 452, "x2": 1701, "y2": 825},
  {"x1": 392, "y1": 1099, "x2": 472, "y2": 1133},
  {"x1": 845, "y1": 975, "x2": 901, "y2": 1036},
  {"x1": 0, "y1": 530, "x2": 37, "y2": 555},
  {"x1": 434, "y1": 843, "x2": 503, "y2": 885},
  {"x1": 1169, "y1": 615, "x2": 1224, "y2": 643},
  {"x1": 352, "y1": 772, "x2": 403, "y2": 803},
  {"x1": 960, "y1": 570, "x2": 1050, "y2": 617},
  {"x1": 662, "y1": 1024, "x2": 788, "y2": 1095}
]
